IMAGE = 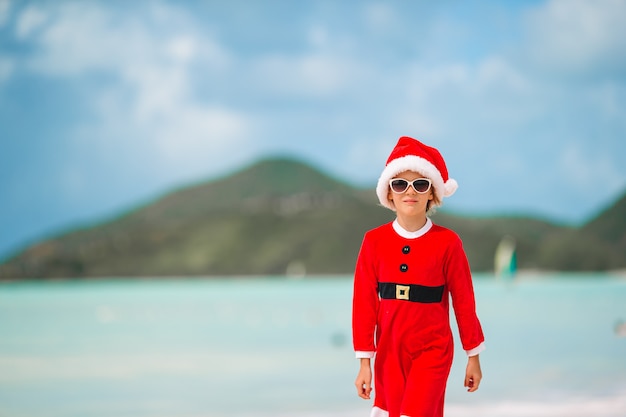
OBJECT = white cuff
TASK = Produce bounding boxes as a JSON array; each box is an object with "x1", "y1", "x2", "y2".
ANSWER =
[
  {"x1": 466, "y1": 342, "x2": 485, "y2": 357},
  {"x1": 355, "y1": 351, "x2": 375, "y2": 359}
]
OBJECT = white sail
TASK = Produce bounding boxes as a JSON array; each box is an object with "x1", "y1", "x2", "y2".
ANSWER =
[{"x1": 494, "y1": 235, "x2": 517, "y2": 278}]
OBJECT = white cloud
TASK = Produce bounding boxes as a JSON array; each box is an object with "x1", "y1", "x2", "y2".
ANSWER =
[
  {"x1": 525, "y1": 0, "x2": 626, "y2": 76},
  {"x1": 557, "y1": 143, "x2": 625, "y2": 195},
  {"x1": 399, "y1": 57, "x2": 539, "y2": 139},
  {"x1": 15, "y1": 2, "x2": 248, "y2": 178},
  {"x1": 22, "y1": 3, "x2": 226, "y2": 76},
  {"x1": 165, "y1": 36, "x2": 196, "y2": 63},
  {"x1": 253, "y1": 53, "x2": 361, "y2": 98},
  {"x1": 404, "y1": 63, "x2": 469, "y2": 107},
  {"x1": 475, "y1": 57, "x2": 531, "y2": 94},
  {"x1": 26, "y1": 5, "x2": 124, "y2": 74},
  {"x1": 153, "y1": 105, "x2": 251, "y2": 164},
  {"x1": 29, "y1": 5, "x2": 165, "y2": 76},
  {"x1": 346, "y1": 138, "x2": 388, "y2": 170},
  {"x1": 307, "y1": 25, "x2": 329, "y2": 48},
  {"x1": 128, "y1": 64, "x2": 188, "y2": 123},
  {"x1": 0, "y1": 0, "x2": 10, "y2": 27},
  {"x1": 15, "y1": 4, "x2": 47, "y2": 39},
  {"x1": 3, "y1": 0, "x2": 625, "y2": 226},
  {"x1": 362, "y1": 3, "x2": 396, "y2": 33}
]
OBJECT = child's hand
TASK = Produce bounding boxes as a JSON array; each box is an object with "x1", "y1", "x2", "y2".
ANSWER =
[
  {"x1": 355, "y1": 359, "x2": 373, "y2": 399},
  {"x1": 464, "y1": 355, "x2": 482, "y2": 392}
]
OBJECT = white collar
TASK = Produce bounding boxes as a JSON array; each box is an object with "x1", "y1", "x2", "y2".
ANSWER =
[{"x1": 392, "y1": 217, "x2": 433, "y2": 239}]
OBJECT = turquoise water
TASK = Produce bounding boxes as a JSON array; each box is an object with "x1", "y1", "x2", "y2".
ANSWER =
[{"x1": 0, "y1": 274, "x2": 625, "y2": 417}]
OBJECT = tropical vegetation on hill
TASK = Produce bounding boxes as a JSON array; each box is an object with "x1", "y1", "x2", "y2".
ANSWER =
[{"x1": 1, "y1": 158, "x2": 624, "y2": 279}]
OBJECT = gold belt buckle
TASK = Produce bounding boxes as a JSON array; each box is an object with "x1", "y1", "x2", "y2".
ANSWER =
[{"x1": 396, "y1": 284, "x2": 410, "y2": 300}]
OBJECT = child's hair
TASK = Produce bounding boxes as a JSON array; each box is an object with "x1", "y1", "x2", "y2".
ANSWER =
[{"x1": 426, "y1": 190, "x2": 440, "y2": 215}]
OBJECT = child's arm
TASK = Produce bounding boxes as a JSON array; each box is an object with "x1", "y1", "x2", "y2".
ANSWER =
[
  {"x1": 464, "y1": 354, "x2": 482, "y2": 392},
  {"x1": 355, "y1": 358, "x2": 373, "y2": 399}
]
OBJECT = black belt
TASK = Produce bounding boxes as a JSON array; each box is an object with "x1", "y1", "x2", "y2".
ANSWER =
[{"x1": 378, "y1": 282, "x2": 444, "y2": 303}]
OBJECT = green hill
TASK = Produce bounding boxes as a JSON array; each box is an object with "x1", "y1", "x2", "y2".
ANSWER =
[{"x1": 1, "y1": 157, "x2": 624, "y2": 279}]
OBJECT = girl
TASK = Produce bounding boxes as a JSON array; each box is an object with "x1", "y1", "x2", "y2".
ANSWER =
[{"x1": 352, "y1": 136, "x2": 485, "y2": 417}]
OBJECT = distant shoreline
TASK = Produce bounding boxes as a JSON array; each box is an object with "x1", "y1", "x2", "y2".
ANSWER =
[{"x1": 2, "y1": 270, "x2": 626, "y2": 284}]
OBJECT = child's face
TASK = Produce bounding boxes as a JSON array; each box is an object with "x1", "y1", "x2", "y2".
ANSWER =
[{"x1": 387, "y1": 170, "x2": 434, "y2": 216}]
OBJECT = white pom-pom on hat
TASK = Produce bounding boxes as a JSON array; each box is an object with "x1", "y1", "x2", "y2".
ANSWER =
[{"x1": 376, "y1": 136, "x2": 457, "y2": 211}]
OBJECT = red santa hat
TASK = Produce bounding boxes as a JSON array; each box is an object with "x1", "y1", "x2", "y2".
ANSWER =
[{"x1": 376, "y1": 136, "x2": 458, "y2": 211}]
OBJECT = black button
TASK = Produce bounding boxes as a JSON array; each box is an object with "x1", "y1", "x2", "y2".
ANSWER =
[
  {"x1": 402, "y1": 245, "x2": 410, "y2": 254},
  {"x1": 400, "y1": 264, "x2": 408, "y2": 272}
]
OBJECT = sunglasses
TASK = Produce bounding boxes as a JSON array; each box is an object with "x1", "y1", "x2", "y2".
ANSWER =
[{"x1": 389, "y1": 178, "x2": 432, "y2": 194}]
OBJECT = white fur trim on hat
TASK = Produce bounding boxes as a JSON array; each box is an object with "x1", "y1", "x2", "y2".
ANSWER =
[
  {"x1": 376, "y1": 155, "x2": 456, "y2": 211},
  {"x1": 444, "y1": 178, "x2": 458, "y2": 197}
]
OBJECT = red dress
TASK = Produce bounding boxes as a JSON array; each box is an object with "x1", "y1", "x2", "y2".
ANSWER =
[{"x1": 352, "y1": 219, "x2": 485, "y2": 417}]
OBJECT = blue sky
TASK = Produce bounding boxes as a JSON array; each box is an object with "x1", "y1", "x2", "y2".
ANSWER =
[{"x1": 1, "y1": 0, "x2": 625, "y2": 260}]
